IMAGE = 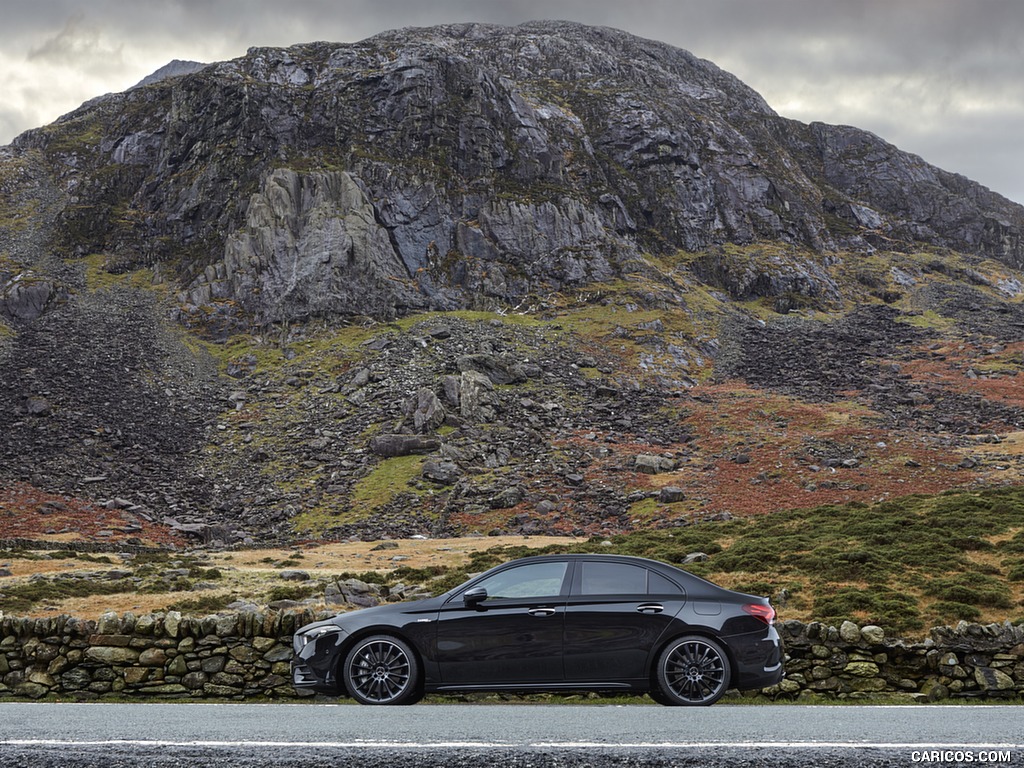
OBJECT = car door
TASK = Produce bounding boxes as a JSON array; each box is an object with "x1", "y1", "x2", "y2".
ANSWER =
[
  {"x1": 434, "y1": 560, "x2": 570, "y2": 685},
  {"x1": 562, "y1": 560, "x2": 687, "y2": 682}
]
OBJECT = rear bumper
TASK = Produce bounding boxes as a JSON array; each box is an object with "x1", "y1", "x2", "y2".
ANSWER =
[{"x1": 727, "y1": 624, "x2": 785, "y2": 690}]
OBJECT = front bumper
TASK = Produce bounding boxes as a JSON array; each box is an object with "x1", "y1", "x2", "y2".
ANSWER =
[{"x1": 291, "y1": 622, "x2": 348, "y2": 693}]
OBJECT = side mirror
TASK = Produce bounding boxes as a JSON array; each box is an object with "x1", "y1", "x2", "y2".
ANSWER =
[{"x1": 463, "y1": 587, "x2": 488, "y2": 606}]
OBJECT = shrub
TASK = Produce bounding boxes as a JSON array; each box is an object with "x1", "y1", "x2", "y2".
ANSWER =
[
  {"x1": 923, "y1": 574, "x2": 1012, "y2": 609},
  {"x1": 266, "y1": 584, "x2": 318, "y2": 602},
  {"x1": 930, "y1": 601, "x2": 982, "y2": 622},
  {"x1": 814, "y1": 586, "x2": 922, "y2": 633},
  {"x1": 169, "y1": 594, "x2": 235, "y2": 613}
]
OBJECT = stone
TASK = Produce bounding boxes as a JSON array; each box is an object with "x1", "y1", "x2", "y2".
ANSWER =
[
  {"x1": 536, "y1": 500, "x2": 558, "y2": 515},
  {"x1": 776, "y1": 678, "x2": 802, "y2": 694},
  {"x1": 163, "y1": 611, "x2": 182, "y2": 639},
  {"x1": 166, "y1": 655, "x2": 188, "y2": 676},
  {"x1": 96, "y1": 612, "x2": 121, "y2": 635},
  {"x1": 658, "y1": 486, "x2": 686, "y2": 503},
  {"x1": 25, "y1": 397, "x2": 53, "y2": 417},
  {"x1": 422, "y1": 459, "x2": 461, "y2": 485},
  {"x1": 215, "y1": 615, "x2": 239, "y2": 637},
  {"x1": 459, "y1": 370, "x2": 497, "y2": 422},
  {"x1": 203, "y1": 684, "x2": 240, "y2": 697},
  {"x1": 634, "y1": 455, "x2": 677, "y2": 474},
  {"x1": 27, "y1": 671, "x2": 56, "y2": 687},
  {"x1": 843, "y1": 661, "x2": 880, "y2": 677},
  {"x1": 851, "y1": 677, "x2": 887, "y2": 692},
  {"x1": 920, "y1": 680, "x2": 950, "y2": 701},
  {"x1": 839, "y1": 621, "x2": 862, "y2": 644},
  {"x1": 134, "y1": 615, "x2": 156, "y2": 635},
  {"x1": 14, "y1": 682, "x2": 48, "y2": 699},
  {"x1": 259, "y1": 674, "x2": 289, "y2": 688},
  {"x1": 229, "y1": 646, "x2": 260, "y2": 663},
  {"x1": 974, "y1": 666, "x2": 1015, "y2": 691},
  {"x1": 61, "y1": 668, "x2": 92, "y2": 690},
  {"x1": 201, "y1": 657, "x2": 226, "y2": 674},
  {"x1": 279, "y1": 570, "x2": 310, "y2": 581},
  {"x1": 411, "y1": 388, "x2": 446, "y2": 433},
  {"x1": 457, "y1": 354, "x2": 527, "y2": 385},
  {"x1": 141, "y1": 684, "x2": 188, "y2": 694},
  {"x1": 860, "y1": 625, "x2": 885, "y2": 645},
  {"x1": 211, "y1": 672, "x2": 244, "y2": 687},
  {"x1": 810, "y1": 665, "x2": 833, "y2": 681},
  {"x1": 369, "y1": 434, "x2": 441, "y2": 457},
  {"x1": 182, "y1": 671, "x2": 209, "y2": 690},
  {"x1": 263, "y1": 646, "x2": 293, "y2": 663},
  {"x1": 138, "y1": 648, "x2": 168, "y2": 667},
  {"x1": 123, "y1": 668, "x2": 150, "y2": 685},
  {"x1": 252, "y1": 637, "x2": 278, "y2": 652},
  {"x1": 86, "y1": 646, "x2": 140, "y2": 665}
]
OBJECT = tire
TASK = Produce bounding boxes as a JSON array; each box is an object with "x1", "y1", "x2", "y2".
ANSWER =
[
  {"x1": 653, "y1": 635, "x2": 731, "y2": 706},
  {"x1": 647, "y1": 688, "x2": 675, "y2": 706},
  {"x1": 342, "y1": 635, "x2": 421, "y2": 705}
]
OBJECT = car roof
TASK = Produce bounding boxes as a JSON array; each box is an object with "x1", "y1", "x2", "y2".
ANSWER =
[
  {"x1": 488, "y1": 552, "x2": 687, "y2": 577},
  {"x1": 484, "y1": 552, "x2": 732, "y2": 594}
]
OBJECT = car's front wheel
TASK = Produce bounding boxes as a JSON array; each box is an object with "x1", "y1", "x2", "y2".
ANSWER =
[
  {"x1": 342, "y1": 635, "x2": 421, "y2": 705},
  {"x1": 653, "y1": 635, "x2": 731, "y2": 706}
]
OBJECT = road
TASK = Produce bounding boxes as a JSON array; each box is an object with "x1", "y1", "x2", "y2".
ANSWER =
[{"x1": 1, "y1": 702, "x2": 1022, "y2": 767}]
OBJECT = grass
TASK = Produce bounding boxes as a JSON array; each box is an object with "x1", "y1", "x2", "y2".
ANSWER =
[
  {"x1": 290, "y1": 454, "x2": 432, "y2": 534},
  {"x1": 0, "y1": 576, "x2": 141, "y2": 614},
  {"x1": 75, "y1": 253, "x2": 161, "y2": 294}
]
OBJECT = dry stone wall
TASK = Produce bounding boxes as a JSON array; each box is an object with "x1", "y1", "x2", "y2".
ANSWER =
[
  {"x1": 0, "y1": 609, "x2": 328, "y2": 700},
  {"x1": 1, "y1": 611, "x2": 1023, "y2": 701}
]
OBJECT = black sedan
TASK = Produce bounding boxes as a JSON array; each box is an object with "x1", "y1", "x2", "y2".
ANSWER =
[{"x1": 292, "y1": 553, "x2": 783, "y2": 706}]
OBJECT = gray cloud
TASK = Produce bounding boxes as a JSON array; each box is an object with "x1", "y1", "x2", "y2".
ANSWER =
[
  {"x1": 27, "y1": 14, "x2": 125, "y2": 75},
  {"x1": 2, "y1": 0, "x2": 1021, "y2": 203}
]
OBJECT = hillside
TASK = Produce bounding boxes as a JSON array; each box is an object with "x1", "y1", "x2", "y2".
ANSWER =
[{"x1": 1, "y1": 22, "x2": 1023, "y2": 630}]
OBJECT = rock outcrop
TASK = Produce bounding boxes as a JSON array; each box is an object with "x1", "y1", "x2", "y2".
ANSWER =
[{"x1": 5, "y1": 21, "x2": 1022, "y2": 325}]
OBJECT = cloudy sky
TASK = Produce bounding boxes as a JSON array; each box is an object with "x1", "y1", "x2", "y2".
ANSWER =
[{"x1": 3, "y1": 0, "x2": 1022, "y2": 204}]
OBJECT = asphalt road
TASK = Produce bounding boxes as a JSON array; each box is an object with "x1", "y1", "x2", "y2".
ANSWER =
[{"x1": 1, "y1": 702, "x2": 1022, "y2": 767}]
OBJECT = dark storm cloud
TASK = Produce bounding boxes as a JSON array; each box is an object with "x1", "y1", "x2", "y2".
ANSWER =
[{"x1": 2, "y1": 0, "x2": 1021, "y2": 203}]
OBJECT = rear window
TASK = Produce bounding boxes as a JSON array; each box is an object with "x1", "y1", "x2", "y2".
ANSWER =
[
  {"x1": 575, "y1": 562, "x2": 684, "y2": 596},
  {"x1": 648, "y1": 570, "x2": 684, "y2": 595}
]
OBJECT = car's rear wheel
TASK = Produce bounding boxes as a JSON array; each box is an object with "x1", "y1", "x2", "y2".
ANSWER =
[
  {"x1": 343, "y1": 635, "x2": 421, "y2": 705},
  {"x1": 653, "y1": 635, "x2": 731, "y2": 706}
]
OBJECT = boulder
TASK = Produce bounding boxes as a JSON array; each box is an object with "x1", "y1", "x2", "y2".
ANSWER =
[{"x1": 369, "y1": 434, "x2": 441, "y2": 457}]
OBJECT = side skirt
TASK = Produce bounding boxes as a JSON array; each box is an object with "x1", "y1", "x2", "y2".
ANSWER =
[{"x1": 427, "y1": 681, "x2": 643, "y2": 693}]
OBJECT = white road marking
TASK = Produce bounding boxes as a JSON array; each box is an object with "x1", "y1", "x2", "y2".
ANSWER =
[{"x1": 3, "y1": 740, "x2": 1022, "y2": 750}]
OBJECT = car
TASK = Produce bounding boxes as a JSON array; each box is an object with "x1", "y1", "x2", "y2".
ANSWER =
[{"x1": 292, "y1": 553, "x2": 784, "y2": 706}]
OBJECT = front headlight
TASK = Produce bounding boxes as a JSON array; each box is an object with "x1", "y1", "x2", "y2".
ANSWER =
[{"x1": 298, "y1": 625, "x2": 343, "y2": 647}]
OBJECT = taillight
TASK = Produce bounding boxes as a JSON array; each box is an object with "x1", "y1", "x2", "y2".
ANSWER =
[{"x1": 742, "y1": 603, "x2": 775, "y2": 625}]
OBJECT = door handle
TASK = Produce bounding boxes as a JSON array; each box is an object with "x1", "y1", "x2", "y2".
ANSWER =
[
  {"x1": 528, "y1": 607, "x2": 556, "y2": 617},
  {"x1": 636, "y1": 603, "x2": 664, "y2": 614}
]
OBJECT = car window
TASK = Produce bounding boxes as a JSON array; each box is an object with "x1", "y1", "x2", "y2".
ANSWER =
[
  {"x1": 472, "y1": 561, "x2": 568, "y2": 600},
  {"x1": 573, "y1": 562, "x2": 686, "y2": 596},
  {"x1": 577, "y1": 562, "x2": 648, "y2": 595},
  {"x1": 648, "y1": 570, "x2": 684, "y2": 595}
]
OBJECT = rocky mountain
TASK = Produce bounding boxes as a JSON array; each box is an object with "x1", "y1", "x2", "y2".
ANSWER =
[{"x1": 1, "y1": 21, "x2": 1022, "y2": 548}]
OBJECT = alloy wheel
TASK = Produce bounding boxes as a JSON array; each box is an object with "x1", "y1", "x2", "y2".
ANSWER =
[
  {"x1": 657, "y1": 636, "x2": 730, "y2": 706},
  {"x1": 344, "y1": 637, "x2": 417, "y2": 704}
]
